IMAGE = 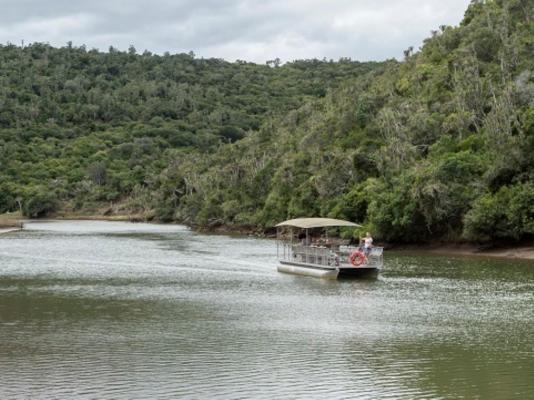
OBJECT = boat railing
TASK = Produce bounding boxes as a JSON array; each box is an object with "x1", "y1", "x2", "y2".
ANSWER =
[
  {"x1": 278, "y1": 243, "x2": 383, "y2": 268},
  {"x1": 279, "y1": 243, "x2": 336, "y2": 267},
  {"x1": 338, "y1": 246, "x2": 383, "y2": 267}
]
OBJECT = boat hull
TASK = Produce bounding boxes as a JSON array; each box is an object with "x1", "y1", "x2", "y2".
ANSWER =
[
  {"x1": 278, "y1": 261, "x2": 379, "y2": 279},
  {"x1": 337, "y1": 266, "x2": 379, "y2": 279},
  {"x1": 277, "y1": 263, "x2": 338, "y2": 279}
]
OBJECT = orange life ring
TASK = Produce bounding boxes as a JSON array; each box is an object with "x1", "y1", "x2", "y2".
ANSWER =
[{"x1": 349, "y1": 250, "x2": 366, "y2": 267}]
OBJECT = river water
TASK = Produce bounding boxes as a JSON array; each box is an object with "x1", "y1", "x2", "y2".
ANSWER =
[{"x1": 0, "y1": 220, "x2": 533, "y2": 399}]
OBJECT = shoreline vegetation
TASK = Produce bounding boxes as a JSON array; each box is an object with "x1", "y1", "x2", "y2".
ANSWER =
[
  {"x1": 390, "y1": 243, "x2": 534, "y2": 262},
  {"x1": 3, "y1": 211, "x2": 532, "y2": 261}
]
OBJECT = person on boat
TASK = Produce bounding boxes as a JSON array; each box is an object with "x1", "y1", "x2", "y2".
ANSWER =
[{"x1": 362, "y1": 232, "x2": 373, "y2": 255}]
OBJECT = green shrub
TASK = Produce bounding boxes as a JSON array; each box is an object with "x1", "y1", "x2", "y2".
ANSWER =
[
  {"x1": 463, "y1": 183, "x2": 534, "y2": 242},
  {"x1": 23, "y1": 187, "x2": 58, "y2": 218},
  {"x1": 366, "y1": 176, "x2": 427, "y2": 242},
  {"x1": 0, "y1": 183, "x2": 15, "y2": 213}
]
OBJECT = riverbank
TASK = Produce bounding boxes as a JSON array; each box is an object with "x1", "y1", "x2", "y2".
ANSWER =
[
  {"x1": 53, "y1": 209, "x2": 266, "y2": 236},
  {"x1": 0, "y1": 212, "x2": 24, "y2": 234},
  {"x1": 5, "y1": 212, "x2": 534, "y2": 261},
  {"x1": 52, "y1": 213, "x2": 133, "y2": 222},
  {"x1": 199, "y1": 224, "x2": 534, "y2": 261},
  {"x1": 51, "y1": 206, "x2": 151, "y2": 222},
  {"x1": 390, "y1": 243, "x2": 534, "y2": 261}
]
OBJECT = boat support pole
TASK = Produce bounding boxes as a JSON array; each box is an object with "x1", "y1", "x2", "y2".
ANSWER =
[
  {"x1": 276, "y1": 228, "x2": 279, "y2": 259},
  {"x1": 306, "y1": 228, "x2": 309, "y2": 264},
  {"x1": 290, "y1": 227, "x2": 293, "y2": 261}
]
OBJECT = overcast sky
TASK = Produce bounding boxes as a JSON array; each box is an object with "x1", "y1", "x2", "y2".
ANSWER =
[{"x1": 0, "y1": 0, "x2": 470, "y2": 63}]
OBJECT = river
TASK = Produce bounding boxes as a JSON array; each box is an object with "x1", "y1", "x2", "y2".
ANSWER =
[{"x1": 1, "y1": 220, "x2": 533, "y2": 399}]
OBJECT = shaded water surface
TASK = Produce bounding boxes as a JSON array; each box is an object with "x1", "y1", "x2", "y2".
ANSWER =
[{"x1": 1, "y1": 220, "x2": 533, "y2": 399}]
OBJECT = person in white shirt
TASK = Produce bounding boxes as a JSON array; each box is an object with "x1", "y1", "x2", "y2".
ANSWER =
[{"x1": 362, "y1": 232, "x2": 373, "y2": 255}]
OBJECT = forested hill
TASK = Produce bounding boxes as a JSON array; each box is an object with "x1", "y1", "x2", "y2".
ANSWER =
[
  {"x1": 0, "y1": 45, "x2": 381, "y2": 216},
  {"x1": 155, "y1": 0, "x2": 533, "y2": 243},
  {"x1": 1, "y1": 0, "x2": 533, "y2": 245}
]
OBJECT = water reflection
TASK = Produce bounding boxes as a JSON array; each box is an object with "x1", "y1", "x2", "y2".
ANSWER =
[{"x1": 0, "y1": 220, "x2": 533, "y2": 399}]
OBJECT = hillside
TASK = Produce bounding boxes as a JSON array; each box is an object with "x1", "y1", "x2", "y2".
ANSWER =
[
  {"x1": 0, "y1": 45, "x2": 379, "y2": 217},
  {"x1": 155, "y1": 0, "x2": 533, "y2": 243},
  {"x1": 1, "y1": 0, "x2": 533, "y2": 244}
]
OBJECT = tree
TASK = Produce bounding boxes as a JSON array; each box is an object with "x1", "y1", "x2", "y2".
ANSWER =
[{"x1": 87, "y1": 162, "x2": 107, "y2": 186}]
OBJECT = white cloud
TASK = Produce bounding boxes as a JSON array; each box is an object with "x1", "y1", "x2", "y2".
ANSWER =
[
  {"x1": 0, "y1": 0, "x2": 470, "y2": 62},
  {"x1": 0, "y1": 13, "x2": 97, "y2": 43}
]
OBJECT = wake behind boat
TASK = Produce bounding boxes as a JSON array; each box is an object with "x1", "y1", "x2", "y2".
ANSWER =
[{"x1": 275, "y1": 218, "x2": 383, "y2": 279}]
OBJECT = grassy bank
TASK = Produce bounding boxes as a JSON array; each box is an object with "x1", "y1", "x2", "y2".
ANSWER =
[
  {"x1": 0, "y1": 212, "x2": 23, "y2": 228},
  {"x1": 50, "y1": 200, "x2": 154, "y2": 223},
  {"x1": 0, "y1": 212, "x2": 24, "y2": 233},
  {"x1": 0, "y1": 220, "x2": 22, "y2": 228},
  {"x1": 52, "y1": 212, "x2": 135, "y2": 222}
]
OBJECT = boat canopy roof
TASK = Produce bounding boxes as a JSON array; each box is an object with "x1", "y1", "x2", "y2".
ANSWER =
[{"x1": 275, "y1": 218, "x2": 361, "y2": 229}]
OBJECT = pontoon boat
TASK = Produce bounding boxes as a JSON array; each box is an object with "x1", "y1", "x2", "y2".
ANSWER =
[{"x1": 275, "y1": 218, "x2": 383, "y2": 279}]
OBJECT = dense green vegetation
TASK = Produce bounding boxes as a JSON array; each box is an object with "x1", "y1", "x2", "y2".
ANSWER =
[
  {"x1": 0, "y1": 44, "x2": 378, "y2": 217},
  {"x1": 1, "y1": 0, "x2": 532, "y2": 244},
  {"x1": 155, "y1": 0, "x2": 533, "y2": 243}
]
